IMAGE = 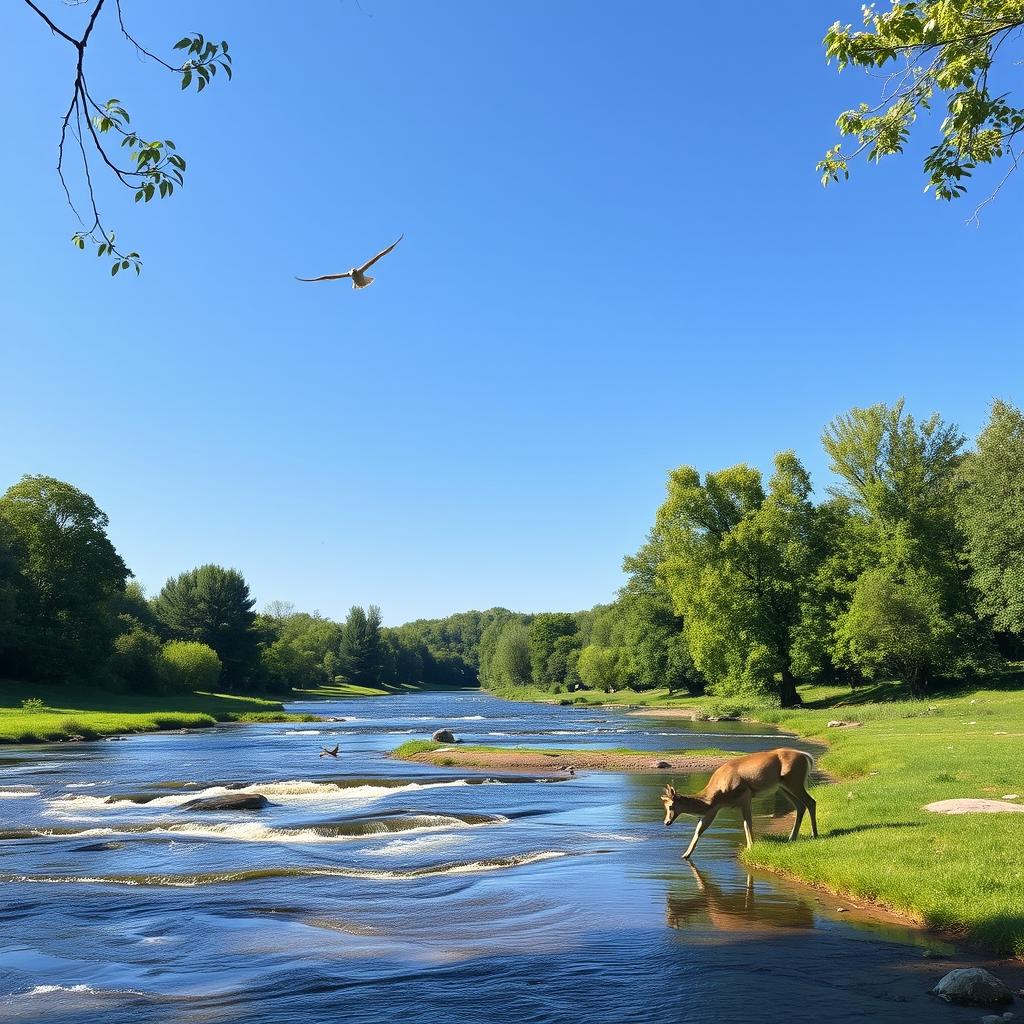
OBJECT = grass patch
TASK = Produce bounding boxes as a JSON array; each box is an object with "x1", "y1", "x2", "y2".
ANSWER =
[
  {"x1": 293, "y1": 681, "x2": 479, "y2": 700},
  {"x1": 392, "y1": 740, "x2": 741, "y2": 760},
  {"x1": 0, "y1": 680, "x2": 318, "y2": 743}
]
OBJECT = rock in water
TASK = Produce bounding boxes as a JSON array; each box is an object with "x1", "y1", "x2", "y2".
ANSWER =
[
  {"x1": 432, "y1": 729, "x2": 456, "y2": 743},
  {"x1": 181, "y1": 793, "x2": 269, "y2": 812},
  {"x1": 931, "y1": 968, "x2": 1013, "y2": 1005}
]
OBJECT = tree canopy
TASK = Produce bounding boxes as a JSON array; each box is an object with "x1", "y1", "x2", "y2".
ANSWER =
[{"x1": 819, "y1": 1, "x2": 1024, "y2": 214}]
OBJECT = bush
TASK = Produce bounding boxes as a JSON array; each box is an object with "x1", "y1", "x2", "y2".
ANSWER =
[
  {"x1": 159, "y1": 640, "x2": 222, "y2": 692},
  {"x1": 20, "y1": 697, "x2": 44, "y2": 711},
  {"x1": 109, "y1": 625, "x2": 163, "y2": 691}
]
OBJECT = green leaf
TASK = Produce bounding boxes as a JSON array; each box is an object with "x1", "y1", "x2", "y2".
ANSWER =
[
  {"x1": 173, "y1": 37, "x2": 192, "y2": 49},
  {"x1": 112, "y1": 262, "x2": 120, "y2": 276},
  {"x1": 181, "y1": 70, "x2": 193, "y2": 90}
]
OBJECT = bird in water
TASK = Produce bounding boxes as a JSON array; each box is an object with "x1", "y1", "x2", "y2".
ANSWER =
[
  {"x1": 319, "y1": 745, "x2": 339, "y2": 758},
  {"x1": 296, "y1": 234, "x2": 403, "y2": 290}
]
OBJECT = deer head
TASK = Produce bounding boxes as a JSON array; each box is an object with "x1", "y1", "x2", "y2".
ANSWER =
[{"x1": 661, "y1": 784, "x2": 707, "y2": 826}]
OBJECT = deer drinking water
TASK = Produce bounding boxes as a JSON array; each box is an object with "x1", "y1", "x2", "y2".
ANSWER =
[{"x1": 661, "y1": 748, "x2": 817, "y2": 859}]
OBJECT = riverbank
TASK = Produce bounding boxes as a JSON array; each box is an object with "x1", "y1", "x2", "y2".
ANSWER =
[
  {"x1": 391, "y1": 739, "x2": 742, "y2": 773},
  {"x1": 0, "y1": 681, "x2": 321, "y2": 744},
  {"x1": 489, "y1": 678, "x2": 1024, "y2": 957}
]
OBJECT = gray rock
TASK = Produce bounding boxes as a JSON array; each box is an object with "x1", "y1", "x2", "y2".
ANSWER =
[
  {"x1": 932, "y1": 968, "x2": 1013, "y2": 1006},
  {"x1": 73, "y1": 840, "x2": 126, "y2": 852},
  {"x1": 652, "y1": 761, "x2": 672, "y2": 769},
  {"x1": 432, "y1": 729, "x2": 456, "y2": 743},
  {"x1": 181, "y1": 793, "x2": 269, "y2": 812},
  {"x1": 827, "y1": 720, "x2": 863, "y2": 728}
]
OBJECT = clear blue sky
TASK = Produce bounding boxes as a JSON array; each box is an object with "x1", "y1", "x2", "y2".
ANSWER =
[{"x1": 2, "y1": 2, "x2": 1022, "y2": 624}]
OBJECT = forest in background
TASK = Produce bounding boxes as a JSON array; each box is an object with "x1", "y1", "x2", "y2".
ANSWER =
[{"x1": 1, "y1": 398, "x2": 1022, "y2": 707}]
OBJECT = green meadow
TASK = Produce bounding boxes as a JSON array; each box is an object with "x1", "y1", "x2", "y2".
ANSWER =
[{"x1": 0, "y1": 681, "x2": 319, "y2": 743}]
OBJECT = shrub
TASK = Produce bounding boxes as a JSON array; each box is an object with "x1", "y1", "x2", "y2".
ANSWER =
[
  {"x1": 20, "y1": 697, "x2": 45, "y2": 711},
  {"x1": 159, "y1": 640, "x2": 222, "y2": 692},
  {"x1": 110, "y1": 626, "x2": 163, "y2": 691}
]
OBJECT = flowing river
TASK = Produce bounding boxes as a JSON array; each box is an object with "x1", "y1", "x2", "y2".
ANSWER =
[{"x1": 0, "y1": 691, "x2": 1000, "y2": 1023}]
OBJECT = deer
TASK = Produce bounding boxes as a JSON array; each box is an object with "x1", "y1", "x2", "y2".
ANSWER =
[
  {"x1": 661, "y1": 747, "x2": 817, "y2": 859},
  {"x1": 319, "y1": 745, "x2": 339, "y2": 758}
]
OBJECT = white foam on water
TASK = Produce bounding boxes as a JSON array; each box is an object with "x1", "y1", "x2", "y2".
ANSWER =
[
  {"x1": 65, "y1": 782, "x2": 100, "y2": 789},
  {"x1": 373, "y1": 833, "x2": 465, "y2": 856},
  {"x1": 283, "y1": 730, "x2": 322, "y2": 735},
  {"x1": 45, "y1": 777, "x2": 490, "y2": 816},
  {"x1": 0, "y1": 788, "x2": 38, "y2": 798}
]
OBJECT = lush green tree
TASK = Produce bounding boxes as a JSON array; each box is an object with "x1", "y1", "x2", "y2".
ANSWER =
[
  {"x1": 577, "y1": 644, "x2": 624, "y2": 692},
  {"x1": 958, "y1": 400, "x2": 1024, "y2": 641},
  {"x1": 0, "y1": 475, "x2": 128, "y2": 681},
  {"x1": 833, "y1": 565, "x2": 963, "y2": 693},
  {"x1": 152, "y1": 564, "x2": 259, "y2": 689},
  {"x1": 527, "y1": 612, "x2": 578, "y2": 687},
  {"x1": 159, "y1": 640, "x2": 222, "y2": 692},
  {"x1": 337, "y1": 605, "x2": 384, "y2": 685},
  {"x1": 20, "y1": 0, "x2": 233, "y2": 274},
  {"x1": 109, "y1": 625, "x2": 163, "y2": 692},
  {"x1": 487, "y1": 621, "x2": 533, "y2": 690},
  {"x1": 0, "y1": 519, "x2": 28, "y2": 673},
  {"x1": 819, "y1": 2, "x2": 1024, "y2": 214},
  {"x1": 260, "y1": 638, "x2": 321, "y2": 691},
  {"x1": 822, "y1": 401, "x2": 981, "y2": 686},
  {"x1": 620, "y1": 593, "x2": 699, "y2": 694},
  {"x1": 655, "y1": 453, "x2": 818, "y2": 706}
]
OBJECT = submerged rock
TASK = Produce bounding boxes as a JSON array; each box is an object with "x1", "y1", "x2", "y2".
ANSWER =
[
  {"x1": 931, "y1": 968, "x2": 1013, "y2": 1005},
  {"x1": 74, "y1": 840, "x2": 126, "y2": 852},
  {"x1": 181, "y1": 793, "x2": 269, "y2": 812},
  {"x1": 432, "y1": 729, "x2": 456, "y2": 743}
]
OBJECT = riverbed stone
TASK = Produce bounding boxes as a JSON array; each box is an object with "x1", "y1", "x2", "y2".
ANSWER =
[
  {"x1": 181, "y1": 793, "x2": 269, "y2": 811},
  {"x1": 432, "y1": 729, "x2": 456, "y2": 743},
  {"x1": 924, "y1": 799, "x2": 1024, "y2": 815},
  {"x1": 931, "y1": 968, "x2": 1013, "y2": 1005}
]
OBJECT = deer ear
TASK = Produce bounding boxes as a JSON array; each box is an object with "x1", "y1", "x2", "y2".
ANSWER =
[{"x1": 664, "y1": 784, "x2": 676, "y2": 798}]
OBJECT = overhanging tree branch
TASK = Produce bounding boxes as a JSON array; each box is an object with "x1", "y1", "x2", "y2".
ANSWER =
[{"x1": 20, "y1": 0, "x2": 232, "y2": 275}]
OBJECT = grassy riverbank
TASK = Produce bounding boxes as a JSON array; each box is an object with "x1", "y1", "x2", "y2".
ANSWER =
[
  {"x1": 392, "y1": 739, "x2": 741, "y2": 772},
  {"x1": 491, "y1": 677, "x2": 1024, "y2": 956},
  {"x1": 0, "y1": 681, "x2": 321, "y2": 743},
  {"x1": 293, "y1": 681, "x2": 480, "y2": 700}
]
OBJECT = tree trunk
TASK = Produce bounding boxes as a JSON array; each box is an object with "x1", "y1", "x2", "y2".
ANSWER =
[{"x1": 779, "y1": 668, "x2": 802, "y2": 708}]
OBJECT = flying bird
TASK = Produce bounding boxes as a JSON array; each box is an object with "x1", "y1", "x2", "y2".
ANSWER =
[
  {"x1": 319, "y1": 745, "x2": 339, "y2": 758},
  {"x1": 296, "y1": 234, "x2": 404, "y2": 290}
]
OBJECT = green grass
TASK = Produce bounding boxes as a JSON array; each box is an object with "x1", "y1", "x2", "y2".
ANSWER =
[
  {"x1": 493, "y1": 674, "x2": 1024, "y2": 955},
  {"x1": 0, "y1": 680, "x2": 321, "y2": 743}
]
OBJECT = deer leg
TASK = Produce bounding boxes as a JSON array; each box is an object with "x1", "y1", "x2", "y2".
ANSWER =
[
  {"x1": 805, "y1": 792, "x2": 818, "y2": 838},
  {"x1": 778, "y1": 784, "x2": 805, "y2": 840},
  {"x1": 681, "y1": 809, "x2": 718, "y2": 860},
  {"x1": 740, "y1": 799, "x2": 754, "y2": 850}
]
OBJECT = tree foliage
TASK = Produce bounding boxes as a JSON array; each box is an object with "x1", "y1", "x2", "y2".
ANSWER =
[
  {"x1": 159, "y1": 639, "x2": 222, "y2": 692},
  {"x1": 958, "y1": 400, "x2": 1024, "y2": 641},
  {"x1": 152, "y1": 565, "x2": 259, "y2": 690},
  {"x1": 20, "y1": 0, "x2": 232, "y2": 273},
  {"x1": 0, "y1": 474, "x2": 128, "y2": 681},
  {"x1": 819, "y1": 1, "x2": 1024, "y2": 214}
]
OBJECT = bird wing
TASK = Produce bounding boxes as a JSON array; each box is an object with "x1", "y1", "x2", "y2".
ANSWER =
[
  {"x1": 358, "y1": 234, "x2": 404, "y2": 273},
  {"x1": 295, "y1": 272, "x2": 353, "y2": 282}
]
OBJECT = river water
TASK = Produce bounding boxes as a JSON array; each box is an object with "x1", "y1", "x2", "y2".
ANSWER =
[{"x1": 0, "y1": 691, "x2": 1002, "y2": 1023}]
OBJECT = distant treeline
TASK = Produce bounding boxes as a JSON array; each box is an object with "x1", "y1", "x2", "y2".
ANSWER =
[
  {"x1": 471, "y1": 399, "x2": 1024, "y2": 707},
  {"x1": 2, "y1": 399, "x2": 1021, "y2": 706},
  {"x1": 0, "y1": 479, "x2": 478, "y2": 695}
]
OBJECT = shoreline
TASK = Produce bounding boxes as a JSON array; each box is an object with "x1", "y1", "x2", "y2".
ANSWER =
[{"x1": 391, "y1": 741, "x2": 741, "y2": 773}]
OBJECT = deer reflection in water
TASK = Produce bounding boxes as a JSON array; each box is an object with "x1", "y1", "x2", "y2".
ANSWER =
[{"x1": 666, "y1": 863, "x2": 815, "y2": 935}]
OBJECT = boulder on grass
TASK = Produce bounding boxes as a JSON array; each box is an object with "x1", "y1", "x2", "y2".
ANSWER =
[
  {"x1": 432, "y1": 729, "x2": 456, "y2": 743},
  {"x1": 652, "y1": 761, "x2": 672, "y2": 769},
  {"x1": 931, "y1": 968, "x2": 1012, "y2": 1005}
]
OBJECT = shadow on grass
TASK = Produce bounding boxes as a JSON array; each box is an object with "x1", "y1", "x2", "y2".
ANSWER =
[{"x1": 757, "y1": 822, "x2": 921, "y2": 845}]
